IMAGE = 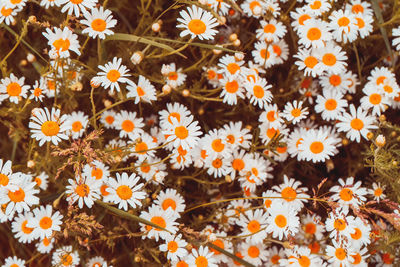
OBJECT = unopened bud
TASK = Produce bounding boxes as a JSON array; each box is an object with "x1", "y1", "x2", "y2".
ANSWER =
[
  {"x1": 379, "y1": 114, "x2": 386, "y2": 122},
  {"x1": 198, "y1": 107, "x2": 204, "y2": 115},
  {"x1": 213, "y1": 46, "x2": 223, "y2": 55},
  {"x1": 27, "y1": 53, "x2": 36, "y2": 63},
  {"x1": 103, "y1": 99, "x2": 112, "y2": 108},
  {"x1": 182, "y1": 89, "x2": 190, "y2": 97},
  {"x1": 151, "y1": 22, "x2": 161, "y2": 32},
  {"x1": 27, "y1": 160, "x2": 35, "y2": 168},
  {"x1": 131, "y1": 51, "x2": 143, "y2": 65},
  {"x1": 229, "y1": 33, "x2": 238, "y2": 42},
  {"x1": 162, "y1": 84, "x2": 171, "y2": 95},
  {"x1": 345, "y1": 94, "x2": 353, "y2": 101},
  {"x1": 70, "y1": 82, "x2": 83, "y2": 91},
  {"x1": 134, "y1": 256, "x2": 141, "y2": 262},
  {"x1": 218, "y1": 16, "x2": 226, "y2": 25},
  {"x1": 225, "y1": 175, "x2": 232, "y2": 183},
  {"x1": 366, "y1": 132, "x2": 374, "y2": 140},
  {"x1": 20, "y1": 59, "x2": 28, "y2": 67},
  {"x1": 90, "y1": 78, "x2": 100, "y2": 88},
  {"x1": 375, "y1": 134, "x2": 386, "y2": 147},
  {"x1": 233, "y1": 39, "x2": 241, "y2": 47},
  {"x1": 234, "y1": 52, "x2": 244, "y2": 61},
  {"x1": 342, "y1": 138, "x2": 349, "y2": 146},
  {"x1": 28, "y1": 16, "x2": 36, "y2": 23}
]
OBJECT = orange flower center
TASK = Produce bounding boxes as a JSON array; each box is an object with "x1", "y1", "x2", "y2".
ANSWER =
[
  {"x1": 21, "y1": 220, "x2": 34, "y2": 234},
  {"x1": 91, "y1": 168, "x2": 103, "y2": 180},
  {"x1": 167, "y1": 240, "x2": 178, "y2": 253},
  {"x1": 351, "y1": 227, "x2": 362, "y2": 240},
  {"x1": 8, "y1": 187, "x2": 25, "y2": 202},
  {"x1": 275, "y1": 214, "x2": 287, "y2": 228},
  {"x1": 135, "y1": 142, "x2": 148, "y2": 154},
  {"x1": 335, "y1": 248, "x2": 346, "y2": 261},
  {"x1": 211, "y1": 139, "x2": 224, "y2": 152},
  {"x1": 334, "y1": 218, "x2": 346, "y2": 231},
  {"x1": 6, "y1": 82, "x2": 22, "y2": 96},
  {"x1": 39, "y1": 216, "x2": 53, "y2": 229},
  {"x1": 75, "y1": 184, "x2": 90, "y2": 197},
  {"x1": 369, "y1": 93, "x2": 382, "y2": 105},
  {"x1": 299, "y1": 14, "x2": 311, "y2": 25},
  {"x1": 41, "y1": 121, "x2": 60, "y2": 136},
  {"x1": 325, "y1": 99, "x2": 337, "y2": 110},
  {"x1": 248, "y1": 246, "x2": 260, "y2": 258},
  {"x1": 253, "y1": 85, "x2": 264, "y2": 98},
  {"x1": 116, "y1": 185, "x2": 132, "y2": 200},
  {"x1": 309, "y1": 141, "x2": 324, "y2": 154},
  {"x1": 298, "y1": 256, "x2": 311, "y2": 267},
  {"x1": 304, "y1": 56, "x2": 318, "y2": 69},
  {"x1": 227, "y1": 63, "x2": 240, "y2": 75},
  {"x1": 195, "y1": 256, "x2": 208, "y2": 267},
  {"x1": 350, "y1": 118, "x2": 364, "y2": 130},
  {"x1": 71, "y1": 121, "x2": 82, "y2": 132},
  {"x1": 322, "y1": 53, "x2": 336, "y2": 66},
  {"x1": 61, "y1": 254, "x2": 73, "y2": 266},
  {"x1": 329, "y1": 74, "x2": 341, "y2": 86},
  {"x1": 307, "y1": 28, "x2": 321, "y2": 41},
  {"x1": 53, "y1": 38, "x2": 70, "y2": 52},
  {"x1": 340, "y1": 188, "x2": 353, "y2": 201},
  {"x1": 338, "y1": 17, "x2": 350, "y2": 27},
  {"x1": 225, "y1": 80, "x2": 239, "y2": 93},
  {"x1": 247, "y1": 220, "x2": 260, "y2": 233},
  {"x1": 188, "y1": 19, "x2": 207, "y2": 35},
  {"x1": 291, "y1": 108, "x2": 301, "y2": 117},
  {"x1": 1, "y1": 7, "x2": 12, "y2": 16},
  {"x1": 136, "y1": 86, "x2": 145, "y2": 97},
  {"x1": 91, "y1": 18, "x2": 107, "y2": 32},
  {"x1": 106, "y1": 70, "x2": 121, "y2": 82},
  {"x1": 0, "y1": 174, "x2": 9, "y2": 186},
  {"x1": 121, "y1": 120, "x2": 134, "y2": 132},
  {"x1": 146, "y1": 216, "x2": 166, "y2": 231},
  {"x1": 232, "y1": 158, "x2": 244, "y2": 171},
  {"x1": 305, "y1": 222, "x2": 316, "y2": 234},
  {"x1": 263, "y1": 23, "x2": 276, "y2": 33},
  {"x1": 175, "y1": 126, "x2": 189, "y2": 139},
  {"x1": 162, "y1": 198, "x2": 177, "y2": 211}
]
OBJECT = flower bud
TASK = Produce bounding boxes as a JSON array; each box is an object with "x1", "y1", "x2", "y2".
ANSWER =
[
  {"x1": 375, "y1": 134, "x2": 386, "y2": 147},
  {"x1": 130, "y1": 51, "x2": 143, "y2": 65}
]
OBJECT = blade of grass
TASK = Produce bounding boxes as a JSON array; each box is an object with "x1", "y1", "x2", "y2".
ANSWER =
[
  {"x1": 145, "y1": 36, "x2": 239, "y2": 53},
  {"x1": 105, "y1": 33, "x2": 186, "y2": 58},
  {"x1": 96, "y1": 200, "x2": 172, "y2": 233},
  {"x1": 371, "y1": 0, "x2": 394, "y2": 67},
  {"x1": 1, "y1": 24, "x2": 48, "y2": 63},
  {"x1": 206, "y1": 242, "x2": 256, "y2": 267}
]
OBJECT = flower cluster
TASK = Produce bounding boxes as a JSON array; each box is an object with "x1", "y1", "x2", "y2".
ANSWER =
[{"x1": 1, "y1": 0, "x2": 400, "y2": 266}]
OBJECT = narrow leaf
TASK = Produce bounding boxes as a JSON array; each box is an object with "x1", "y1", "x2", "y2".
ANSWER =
[
  {"x1": 105, "y1": 33, "x2": 186, "y2": 58},
  {"x1": 96, "y1": 200, "x2": 172, "y2": 233},
  {"x1": 207, "y1": 242, "x2": 256, "y2": 267}
]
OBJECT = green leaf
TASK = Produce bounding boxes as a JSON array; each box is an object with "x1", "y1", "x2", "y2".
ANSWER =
[
  {"x1": 371, "y1": 0, "x2": 394, "y2": 67},
  {"x1": 207, "y1": 242, "x2": 256, "y2": 267},
  {"x1": 145, "y1": 36, "x2": 240, "y2": 53},
  {"x1": 104, "y1": 33, "x2": 186, "y2": 58},
  {"x1": 95, "y1": 200, "x2": 172, "y2": 233}
]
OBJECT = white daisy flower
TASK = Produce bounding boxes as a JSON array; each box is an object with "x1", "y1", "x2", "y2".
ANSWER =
[
  {"x1": 27, "y1": 204, "x2": 63, "y2": 240},
  {"x1": 39, "y1": 0, "x2": 62, "y2": 9},
  {"x1": 244, "y1": 76, "x2": 273, "y2": 109},
  {"x1": 256, "y1": 19, "x2": 287, "y2": 43},
  {"x1": 282, "y1": 100, "x2": 309, "y2": 125},
  {"x1": 236, "y1": 209, "x2": 269, "y2": 244},
  {"x1": 298, "y1": 18, "x2": 332, "y2": 49},
  {"x1": 139, "y1": 204, "x2": 179, "y2": 241},
  {"x1": 154, "y1": 188, "x2": 186, "y2": 214},
  {"x1": 104, "y1": 172, "x2": 146, "y2": 211},
  {"x1": 0, "y1": 172, "x2": 39, "y2": 215},
  {"x1": 33, "y1": 172, "x2": 49, "y2": 191},
  {"x1": 51, "y1": 245, "x2": 80, "y2": 267},
  {"x1": 176, "y1": 5, "x2": 219, "y2": 40},
  {"x1": 0, "y1": 3, "x2": 19, "y2": 25},
  {"x1": 42, "y1": 27, "x2": 80, "y2": 58},
  {"x1": 11, "y1": 211, "x2": 35, "y2": 243},
  {"x1": 315, "y1": 42, "x2": 348, "y2": 74},
  {"x1": 266, "y1": 202, "x2": 300, "y2": 240},
  {"x1": 65, "y1": 172, "x2": 102, "y2": 209},
  {"x1": 83, "y1": 160, "x2": 110, "y2": 181},
  {"x1": 29, "y1": 78, "x2": 48, "y2": 102},
  {"x1": 329, "y1": 9, "x2": 358, "y2": 43},
  {"x1": 95, "y1": 57, "x2": 131, "y2": 93},
  {"x1": 271, "y1": 175, "x2": 310, "y2": 212},
  {"x1": 298, "y1": 128, "x2": 339, "y2": 163},
  {"x1": 81, "y1": 6, "x2": 117, "y2": 39},
  {"x1": 315, "y1": 89, "x2": 348, "y2": 121},
  {"x1": 159, "y1": 234, "x2": 188, "y2": 262},
  {"x1": 65, "y1": 111, "x2": 89, "y2": 139},
  {"x1": 36, "y1": 237, "x2": 54, "y2": 254},
  {"x1": 114, "y1": 110, "x2": 144, "y2": 140},
  {"x1": 0, "y1": 73, "x2": 30, "y2": 104},
  {"x1": 29, "y1": 107, "x2": 70, "y2": 146},
  {"x1": 161, "y1": 63, "x2": 187, "y2": 88},
  {"x1": 336, "y1": 104, "x2": 378, "y2": 143},
  {"x1": 187, "y1": 245, "x2": 218, "y2": 267},
  {"x1": 162, "y1": 115, "x2": 202, "y2": 151},
  {"x1": 2, "y1": 256, "x2": 26, "y2": 267},
  {"x1": 219, "y1": 75, "x2": 245, "y2": 105},
  {"x1": 59, "y1": 0, "x2": 97, "y2": 17},
  {"x1": 126, "y1": 75, "x2": 157, "y2": 104}
]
